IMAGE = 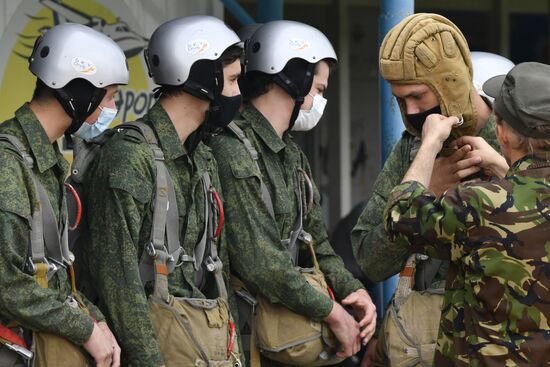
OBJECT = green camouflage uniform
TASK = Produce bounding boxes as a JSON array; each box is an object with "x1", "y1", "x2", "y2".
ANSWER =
[
  {"x1": 0, "y1": 104, "x2": 102, "y2": 348},
  {"x1": 351, "y1": 117, "x2": 498, "y2": 287},
  {"x1": 80, "y1": 102, "x2": 235, "y2": 367},
  {"x1": 384, "y1": 155, "x2": 550, "y2": 366},
  {"x1": 208, "y1": 105, "x2": 365, "y2": 367}
]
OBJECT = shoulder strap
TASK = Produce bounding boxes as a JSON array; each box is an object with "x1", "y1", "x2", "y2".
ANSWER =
[
  {"x1": 110, "y1": 122, "x2": 183, "y2": 295},
  {"x1": 0, "y1": 134, "x2": 67, "y2": 287},
  {"x1": 226, "y1": 123, "x2": 315, "y2": 266},
  {"x1": 227, "y1": 122, "x2": 275, "y2": 219},
  {"x1": 70, "y1": 132, "x2": 115, "y2": 184}
]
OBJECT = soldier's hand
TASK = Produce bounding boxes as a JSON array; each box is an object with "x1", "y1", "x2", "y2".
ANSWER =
[
  {"x1": 452, "y1": 136, "x2": 509, "y2": 178},
  {"x1": 341, "y1": 289, "x2": 377, "y2": 345},
  {"x1": 324, "y1": 301, "x2": 361, "y2": 358},
  {"x1": 429, "y1": 144, "x2": 481, "y2": 196},
  {"x1": 421, "y1": 114, "x2": 460, "y2": 149},
  {"x1": 98, "y1": 321, "x2": 121, "y2": 367},
  {"x1": 83, "y1": 322, "x2": 114, "y2": 367}
]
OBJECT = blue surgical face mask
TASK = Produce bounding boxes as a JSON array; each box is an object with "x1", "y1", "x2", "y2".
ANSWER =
[{"x1": 74, "y1": 106, "x2": 118, "y2": 141}]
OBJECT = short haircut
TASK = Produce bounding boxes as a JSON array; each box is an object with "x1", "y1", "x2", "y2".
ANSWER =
[
  {"x1": 242, "y1": 59, "x2": 334, "y2": 102},
  {"x1": 158, "y1": 44, "x2": 243, "y2": 100},
  {"x1": 31, "y1": 79, "x2": 55, "y2": 102}
]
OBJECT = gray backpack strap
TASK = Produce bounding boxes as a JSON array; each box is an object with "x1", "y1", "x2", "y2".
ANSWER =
[
  {"x1": 34, "y1": 180, "x2": 70, "y2": 271},
  {"x1": 414, "y1": 257, "x2": 444, "y2": 291},
  {"x1": 0, "y1": 134, "x2": 66, "y2": 280},
  {"x1": 281, "y1": 169, "x2": 314, "y2": 266},
  {"x1": 226, "y1": 123, "x2": 315, "y2": 266},
  {"x1": 116, "y1": 122, "x2": 181, "y2": 300},
  {"x1": 227, "y1": 122, "x2": 275, "y2": 219},
  {"x1": 129, "y1": 121, "x2": 227, "y2": 301},
  {"x1": 70, "y1": 133, "x2": 113, "y2": 183}
]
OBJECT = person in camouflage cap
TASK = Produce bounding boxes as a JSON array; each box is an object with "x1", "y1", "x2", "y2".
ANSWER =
[
  {"x1": 0, "y1": 23, "x2": 128, "y2": 366},
  {"x1": 79, "y1": 16, "x2": 243, "y2": 367},
  {"x1": 208, "y1": 20, "x2": 376, "y2": 366},
  {"x1": 384, "y1": 61, "x2": 550, "y2": 366}
]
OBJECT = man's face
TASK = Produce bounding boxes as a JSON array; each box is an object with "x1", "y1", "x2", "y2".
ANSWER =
[
  {"x1": 221, "y1": 59, "x2": 241, "y2": 97},
  {"x1": 85, "y1": 84, "x2": 119, "y2": 124},
  {"x1": 301, "y1": 60, "x2": 330, "y2": 111},
  {"x1": 391, "y1": 83, "x2": 439, "y2": 114}
]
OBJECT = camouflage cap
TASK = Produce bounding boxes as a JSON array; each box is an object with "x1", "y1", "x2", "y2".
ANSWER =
[{"x1": 483, "y1": 62, "x2": 550, "y2": 138}]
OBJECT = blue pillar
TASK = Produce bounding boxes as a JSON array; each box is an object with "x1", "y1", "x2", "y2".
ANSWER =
[
  {"x1": 257, "y1": 0, "x2": 283, "y2": 22},
  {"x1": 222, "y1": 0, "x2": 256, "y2": 25},
  {"x1": 378, "y1": 0, "x2": 414, "y2": 310}
]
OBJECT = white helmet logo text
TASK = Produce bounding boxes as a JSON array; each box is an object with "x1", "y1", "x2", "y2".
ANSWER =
[
  {"x1": 289, "y1": 38, "x2": 310, "y2": 51},
  {"x1": 186, "y1": 39, "x2": 209, "y2": 54},
  {"x1": 71, "y1": 56, "x2": 97, "y2": 75}
]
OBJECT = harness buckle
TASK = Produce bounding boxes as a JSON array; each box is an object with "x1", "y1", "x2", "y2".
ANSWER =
[
  {"x1": 298, "y1": 230, "x2": 312, "y2": 245},
  {"x1": 204, "y1": 256, "x2": 222, "y2": 272},
  {"x1": 25, "y1": 257, "x2": 37, "y2": 275},
  {"x1": 146, "y1": 241, "x2": 157, "y2": 259}
]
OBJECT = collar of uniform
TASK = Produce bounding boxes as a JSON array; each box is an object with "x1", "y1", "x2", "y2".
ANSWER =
[
  {"x1": 15, "y1": 103, "x2": 63, "y2": 174},
  {"x1": 144, "y1": 102, "x2": 187, "y2": 161},
  {"x1": 243, "y1": 105, "x2": 286, "y2": 154},
  {"x1": 507, "y1": 155, "x2": 550, "y2": 175}
]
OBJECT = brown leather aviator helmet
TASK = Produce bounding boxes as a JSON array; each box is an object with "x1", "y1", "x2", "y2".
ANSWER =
[{"x1": 380, "y1": 13, "x2": 477, "y2": 138}]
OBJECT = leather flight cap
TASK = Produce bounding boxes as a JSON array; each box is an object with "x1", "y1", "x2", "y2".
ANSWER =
[{"x1": 483, "y1": 62, "x2": 550, "y2": 138}]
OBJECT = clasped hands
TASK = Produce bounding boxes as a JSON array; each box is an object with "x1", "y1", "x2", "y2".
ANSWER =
[{"x1": 420, "y1": 114, "x2": 509, "y2": 196}]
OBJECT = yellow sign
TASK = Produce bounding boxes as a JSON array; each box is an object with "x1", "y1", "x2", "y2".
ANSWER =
[{"x1": 0, "y1": 0, "x2": 154, "y2": 159}]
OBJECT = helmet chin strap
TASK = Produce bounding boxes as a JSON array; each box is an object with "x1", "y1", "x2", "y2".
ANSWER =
[
  {"x1": 273, "y1": 63, "x2": 315, "y2": 131},
  {"x1": 54, "y1": 79, "x2": 106, "y2": 140}
]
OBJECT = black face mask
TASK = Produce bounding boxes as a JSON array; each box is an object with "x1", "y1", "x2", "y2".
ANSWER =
[
  {"x1": 405, "y1": 105, "x2": 441, "y2": 135},
  {"x1": 186, "y1": 94, "x2": 243, "y2": 155},
  {"x1": 206, "y1": 94, "x2": 242, "y2": 133}
]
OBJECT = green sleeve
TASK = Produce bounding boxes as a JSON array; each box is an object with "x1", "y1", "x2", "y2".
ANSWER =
[
  {"x1": 351, "y1": 136, "x2": 412, "y2": 282},
  {"x1": 78, "y1": 293, "x2": 105, "y2": 322},
  {"x1": 301, "y1": 155, "x2": 364, "y2": 301},
  {"x1": 212, "y1": 137, "x2": 333, "y2": 321},
  {"x1": 85, "y1": 153, "x2": 164, "y2": 367},
  {"x1": 0, "y1": 156, "x2": 94, "y2": 345},
  {"x1": 0, "y1": 211, "x2": 95, "y2": 345}
]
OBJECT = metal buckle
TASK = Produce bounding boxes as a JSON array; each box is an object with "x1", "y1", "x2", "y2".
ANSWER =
[
  {"x1": 49, "y1": 257, "x2": 66, "y2": 269},
  {"x1": 24, "y1": 257, "x2": 36, "y2": 275},
  {"x1": 298, "y1": 230, "x2": 312, "y2": 244},
  {"x1": 146, "y1": 242, "x2": 157, "y2": 259},
  {"x1": 204, "y1": 256, "x2": 221, "y2": 272}
]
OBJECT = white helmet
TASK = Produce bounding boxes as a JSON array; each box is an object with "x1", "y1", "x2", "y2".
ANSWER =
[
  {"x1": 245, "y1": 20, "x2": 336, "y2": 76},
  {"x1": 29, "y1": 23, "x2": 128, "y2": 89},
  {"x1": 471, "y1": 51, "x2": 514, "y2": 102},
  {"x1": 29, "y1": 23, "x2": 128, "y2": 133},
  {"x1": 244, "y1": 21, "x2": 336, "y2": 128},
  {"x1": 145, "y1": 16, "x2": 241, "y2": 89},
  {"x1": 145, "y1": 16, "x2": 243, "y2": 152}
]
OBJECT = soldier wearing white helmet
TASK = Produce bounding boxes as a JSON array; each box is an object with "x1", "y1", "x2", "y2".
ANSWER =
[
  {"x1": 80, "y1": 16, "x2": 243, "y2": 367},
  {"x1": 209, "y1": 20, "x2": 376, "y2": 367},
  {"x1": 0, "y1": 23, "x2": 128, "y2": 367},
  {"x1": 29, "y1": 23, "x2": 128, "y2": 141}
]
